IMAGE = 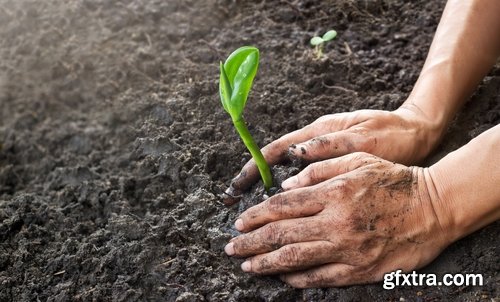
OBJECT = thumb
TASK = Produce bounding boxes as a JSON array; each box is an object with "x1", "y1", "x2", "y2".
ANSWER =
[{"x1": 223, "y1": 159, "x2": 260, "y2": 205}]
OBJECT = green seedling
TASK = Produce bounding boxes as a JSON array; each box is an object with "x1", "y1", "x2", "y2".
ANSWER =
[
  {"x1": 310, "y1": 29, "x2": 337, "y2": 59},
  {"x1": 219, "y1": 46, "x2": 273, "y2": 191}
]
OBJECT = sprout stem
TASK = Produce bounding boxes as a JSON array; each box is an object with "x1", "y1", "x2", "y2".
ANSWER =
[{"x1": 233, "y1": 118, "x2": 273, "y2": 191}]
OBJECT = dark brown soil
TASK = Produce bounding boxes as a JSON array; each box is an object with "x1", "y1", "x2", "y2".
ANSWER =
[{"x1": 0, "y1": 0, "x2": 498, "y2": 301}]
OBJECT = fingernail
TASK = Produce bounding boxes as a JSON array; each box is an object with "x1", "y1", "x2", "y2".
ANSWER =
[
  {"x1": 235, "y1": 219, "x2": 244, "y2": 231},
  {"x1": 241, "y1": 260, "x2": 251, "y2": 272},
  {"x1": 281, "y1": 176, "x2": 298, "y2": 190},
  {"x1": 223, "y1": 187, "x2": 241, "y2": 206},
  {"x1": 224, "y1": 242, "x2": 235, "y2": 256}
]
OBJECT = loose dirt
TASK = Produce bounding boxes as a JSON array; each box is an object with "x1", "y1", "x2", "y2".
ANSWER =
[{"x1": 0, "y1": 0, "x2": 498, "y2": 301}]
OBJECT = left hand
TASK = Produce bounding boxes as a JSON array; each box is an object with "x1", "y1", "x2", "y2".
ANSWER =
[
  {"x1": 224, "y1": 108, "x2": 443, "y2": 204},
  {"x1": 224, "y1": 152, "x2": 451, "y2": 288}
]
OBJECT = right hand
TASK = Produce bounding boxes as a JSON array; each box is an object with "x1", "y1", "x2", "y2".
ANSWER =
[
  {"x1": 224, "y1": 104, "x2": 444, "y2": 204},
  {"x1": 225, "y1": 153, "x2": 452, "y2": 287}
]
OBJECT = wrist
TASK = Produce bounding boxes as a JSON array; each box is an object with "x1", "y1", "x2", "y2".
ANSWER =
[
  {"x1": 393, "y1": 104, "x2": 445, "y2": 161},
  {"x1": 425, "y1": 164, "x2": 473, "y2": 244},
  {"x1": 426, "y1": 126, "x2": 500, "y2": 242},
  {"x1": 413, "y1": 166, "x2": 458, "y2": 247}
]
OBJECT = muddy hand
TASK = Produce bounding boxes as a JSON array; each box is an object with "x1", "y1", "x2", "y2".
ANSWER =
[
  {"x1": 224, "y1": 106, "x2": 443, "y2": 204},
  {"x1": 225, "y1": 152, "x2": 451, "y2": 287}
]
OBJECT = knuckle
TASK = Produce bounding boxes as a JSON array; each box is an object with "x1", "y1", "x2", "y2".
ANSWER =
[
  {"x1": 315, "y1": 113, "x2": 341, "y2": 125},
  {"x1": 302, "y1": 123, "x2": 320, "y2": 137},
  {"x1": 266, "y1": 194, "x2": 286, "y2": 216},
  {"x1": 350, "y1": 151, "x2": 370, "y2": 161},
  {"x1": 270, "y1": 137, "x2": 286, "y2": 150},
  {"x1": 306, "y1": 161, "x2": 330, "y2": 182},
  {"x1": 331, "y1": 178, "x2": 350, "y2": 194},
  {"x1": 344, "y1": 151, "x2": 379, "y2": 171},
  {"x1": 252, "y1": 257, "x2": 269, "y2": 273},
  {"x1": 231, "y1": 238, "x2": 245, "y2": 255},
  {"x1": 310, "y1": 136, "x2": 331, "y2": 151},
  {"x1": 313, "y1": 114, "x2": 331, "y2": 124},
  {"x1": 261, "y1": 140, "x2": 280, "y2": 155},
  {"x1": 278, "y1": 245, "x2": 301, "y2": 268},
  {"x1": 304, "y1": 164, "x2": 318, "y2": 181},
  {"x1": 262, "y1": 223, "x2": 282, "y2": 246},
  {"x1": 357, "y1": 134, "x2": 376, "y2": 153},
  {"x1": 353, "y1": 153, "x2": 370, "y2": 168},
  {"x1": 303, "y1": 271, "x2": 324, "y2": 287},
  {"x1": 238, "y1": 208, "x2": 254, "y2": 225}
]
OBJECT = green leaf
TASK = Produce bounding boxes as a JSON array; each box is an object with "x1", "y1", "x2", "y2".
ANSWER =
[
  {"x1": 217, "y1": 46, "x2": 273, "y2": 191},
  {"x1": 322, "y1": 30, "x2": 337, "y2": 41},
  {"x1": 310, "y1": 36, "x2": 324, "y2": 46},
  {"x1": 224, "y1": 46, "x2": 257, "y2": 83},
  {"x1": 219, "y1": 61, "x2": 232, "y2": 113},
  {"x1": 219, "y1": 46, "x2": 259, "y2": 121},
  {"x1": 230, "y1": 50, "x2": 259, "y2": 114}
]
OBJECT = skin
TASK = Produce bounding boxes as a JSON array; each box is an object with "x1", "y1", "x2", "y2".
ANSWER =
[{"x1": 224, "y1": 0, "x2": 500, "y2": 287}]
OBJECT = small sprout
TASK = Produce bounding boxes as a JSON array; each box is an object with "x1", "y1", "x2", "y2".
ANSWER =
[
  {"x1": 310, "y1": 29, "x2": 337, "y2": 59},
  {"x1": 219, "y1": 46, "x2": 273, "y2": 191}
]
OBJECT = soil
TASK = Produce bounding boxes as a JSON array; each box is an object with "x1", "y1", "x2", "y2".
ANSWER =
[{"x1": 0, "y1": 0, "x2": 498, "y2": 301}]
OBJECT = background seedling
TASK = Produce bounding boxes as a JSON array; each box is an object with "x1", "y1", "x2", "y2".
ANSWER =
[
  {"x1": 310, "y1": 29, "x2": 337, "y2": 59},
  {"x1": 219, "y1": 46, "x2": 273, "y2": 191}
]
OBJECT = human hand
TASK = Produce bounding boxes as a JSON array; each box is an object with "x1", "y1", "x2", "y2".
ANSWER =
[
  {"x1": 224, "y1": 152, "x2": 451, "y2": 288},
  {"x1": 224, "y1": 105, "x2": 443, "y2": 204}
]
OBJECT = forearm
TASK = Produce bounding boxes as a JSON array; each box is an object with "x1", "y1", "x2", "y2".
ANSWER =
[
  {"x1": 400, "y1": 0, "x2": 500, "y2": 137},
  {"x1": 425, "y1": 124, "x2": 500, "y2": 243}
]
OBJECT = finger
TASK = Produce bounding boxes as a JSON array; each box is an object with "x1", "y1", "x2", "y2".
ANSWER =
[
  {"x1": 235, "y1": 188, "x2": 325, "y2": 232},
  {"x1": 280, "y1": 263, "x2": 362, "y2": 288},
  {"x1": 281, "y1": 152, "x2": 380, "y2": 190},
  {"x1": 226, "y1": 217, "x2": 326, "y2": 257},
  {"x1": 240, "y1": 241, "x2": 339, "y2": 274},
  {"x1": 288, "y1": 129, "x2": 375, "y2": 162},
  {"x1": 224, "y1": 123, "x2": 334, "y2": 204}
]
